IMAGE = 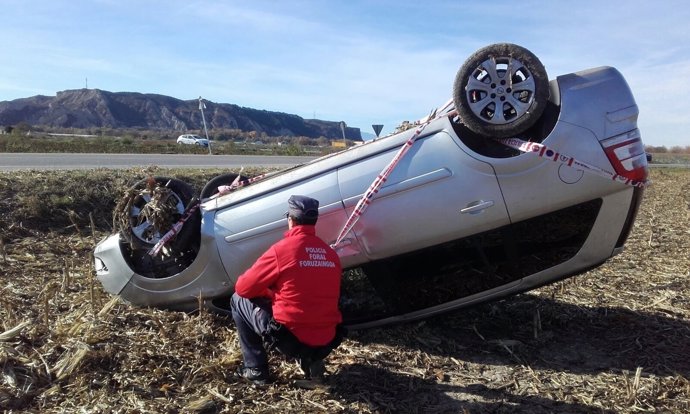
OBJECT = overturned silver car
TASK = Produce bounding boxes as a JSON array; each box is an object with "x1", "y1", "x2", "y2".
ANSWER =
[{"x1": 94, "y1": 44, "x2": 648, "y2": 328}]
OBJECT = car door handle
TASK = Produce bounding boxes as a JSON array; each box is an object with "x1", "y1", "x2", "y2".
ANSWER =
[{"x1": 460, "y1": 200, "x2": 494, "y2": 214}]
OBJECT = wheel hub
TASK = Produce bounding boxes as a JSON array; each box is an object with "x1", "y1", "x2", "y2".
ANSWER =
[{"x1": 466, "y1": 57, "x2": 535, "y2": 125}]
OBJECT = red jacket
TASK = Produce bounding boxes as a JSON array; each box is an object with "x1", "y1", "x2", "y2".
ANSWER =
[{"x1": 235, "y1": 225, "x2": 342, "y2": 346}]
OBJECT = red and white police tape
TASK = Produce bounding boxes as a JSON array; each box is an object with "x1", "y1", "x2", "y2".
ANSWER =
[
  {"x1": 148, "y1": 199, "x2": 200, "y2": 257},
  {"x1": 150, "y1": 113, "x2": 649, "y2": 255},
  {"x1": 330, "y1": 122, "x2": 648, "y2": 250},
  {"x1": 330, "y1": 122, "x2": 430, "y2": 249},
  {"x1": 209, "y1": 168, "x2": 273, "y2": 200},
  {"x1": 148, "y1": 170, "x2": 269, "y2": 256},
  {"x1": 496, "y1": 137, "x2": 648, "y2": 189}
]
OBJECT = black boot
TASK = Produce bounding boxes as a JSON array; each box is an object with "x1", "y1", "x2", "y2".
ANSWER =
[
  {"x1": 237, "y1": 365, "x2": 270, "y2": 385},
  {"x1": 299, "y1": 358, "x2": 325, "y2": 380}
]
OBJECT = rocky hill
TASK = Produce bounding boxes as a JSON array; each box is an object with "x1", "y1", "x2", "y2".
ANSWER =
[{"x1": 0, "y1": 89, "x2": 361, "y2": 140}]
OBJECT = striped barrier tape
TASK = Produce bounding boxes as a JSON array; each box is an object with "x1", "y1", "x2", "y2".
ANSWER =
[
  {"x1": 150, "y1": 170, "x2": 270, "y2": 256},
  {"x1": 148, "y1": 197, "x2": 200, "y2": 257},
  {"x1": 330, "y1": 117, "x2": 648, "y2": 251},
  {"x1": 203, "y1": 168, "x2": 274, "y2": 201},
  {"x1": 330, "y1": 121, "x2": 431, "y2": 249},
  {"x1": 496, "y1": 137, "x2": 649, "y2": 188},
  {"x1": 151, "y1": 110, "x2": 648, "y2": 255}
]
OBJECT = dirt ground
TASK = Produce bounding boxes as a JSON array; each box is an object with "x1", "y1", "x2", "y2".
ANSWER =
[{"x1": 0, "y1": 167, "x2": 688, "y2": 413}]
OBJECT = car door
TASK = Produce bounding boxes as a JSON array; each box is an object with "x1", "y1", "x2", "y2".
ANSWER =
[
  {"x1": 336, "y1": 126, "x2": 510, "y2": 261},
  {"x1": 211, "y1": 169, "x2": 350, "y2": 281}
]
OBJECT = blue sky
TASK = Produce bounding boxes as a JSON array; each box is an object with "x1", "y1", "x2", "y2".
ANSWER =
[{"x1": 1, "y1": 0, "x2": 688, "y2": 147}]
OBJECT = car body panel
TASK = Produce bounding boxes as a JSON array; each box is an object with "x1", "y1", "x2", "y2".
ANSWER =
[
  {"x1": 94, "y1": 234, "x2": 135, "y2": 294},
  {"x1": 346, "y1": 187, "x2": 636, "y2": 329},
  {"x1": 556, "y1": 67, "x2": 639, "y2": 139},
  {"x1": 93, "y1": 63, "x2": 647, "y2": 326},
  {"x1": 337, "y1": 127, "x2": 509, "y2": 260},
  {"x1": 214, "y1": 170, "x2": 348, "y2": 281},
  {"x1": 492, "y1": 122, "x2": 621, "y2": 223}
]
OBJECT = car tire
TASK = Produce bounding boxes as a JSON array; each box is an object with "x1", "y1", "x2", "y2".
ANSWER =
[
  {"x1": 115, "y1": 177, "x2": 202, "y2": 278},
  {"x1": 200, "y1": 173, "x2": 248, "y2": 199},
  {"x1": 120, "y1": 176, "x2": 200, "y2": 250},
  {"x1": 453, "y1": 43, "x2": 549, "y2": 138}
]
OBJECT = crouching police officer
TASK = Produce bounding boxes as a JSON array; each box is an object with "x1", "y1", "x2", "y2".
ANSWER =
[{"x1": 231, "y1": 195, "x2": 345, "y2": 384}]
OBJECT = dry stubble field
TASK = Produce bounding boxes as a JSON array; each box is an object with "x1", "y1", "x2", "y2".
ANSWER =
[{"x1": 0, "y1": 167, "x2": 688, "y2": 413}]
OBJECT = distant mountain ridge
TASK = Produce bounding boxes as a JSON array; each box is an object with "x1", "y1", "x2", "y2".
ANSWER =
[{"x1": 0, "y1": 88, "x2": 362, "y2": 140}]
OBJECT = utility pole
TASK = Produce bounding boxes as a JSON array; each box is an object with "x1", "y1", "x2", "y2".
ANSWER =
[
  {"x1": 199, "y1": 96, "x2": 212, "y2": 155},
  {"x1": 340, "y1": 121, "x2": 347, "y2": 147}
]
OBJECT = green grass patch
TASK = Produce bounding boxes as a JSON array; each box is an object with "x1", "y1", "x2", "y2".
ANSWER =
[
  {"x1": 647, "y1": 152, "x2": 690, "y2": 164},
  {"x1": 0, "y1": 134, "x2": 341, "y2": 156}
]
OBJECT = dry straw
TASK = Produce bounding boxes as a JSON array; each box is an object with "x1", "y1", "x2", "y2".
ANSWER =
[{"x1": 0, "y1": 168, "x2": 688, "y2": 412}]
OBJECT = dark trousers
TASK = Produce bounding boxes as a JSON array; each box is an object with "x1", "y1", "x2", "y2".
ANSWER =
[{"x1": 230, "y1": 293, "x2": 273, "y2": 370}]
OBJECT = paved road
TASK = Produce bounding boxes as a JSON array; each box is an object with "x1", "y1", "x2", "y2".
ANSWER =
[
  {"x1": 0, "y1": 153, "x2": 319, "y2": 171},
  {"x1": 1, "y1": 153, "x2": 686, "y2": 172}
]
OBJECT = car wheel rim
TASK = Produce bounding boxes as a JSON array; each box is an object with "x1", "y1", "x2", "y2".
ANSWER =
[
  {"x1": 465, "y1": 56, "x2": 537, "y2": 125},
  {"x1": 129, "y1": 189, "x2": 185, "y2": 245}
]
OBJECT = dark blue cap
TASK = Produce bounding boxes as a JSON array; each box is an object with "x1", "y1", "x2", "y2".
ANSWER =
[{"x1": 287, "y1": 195, "x2": 319, "y2": 220}]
